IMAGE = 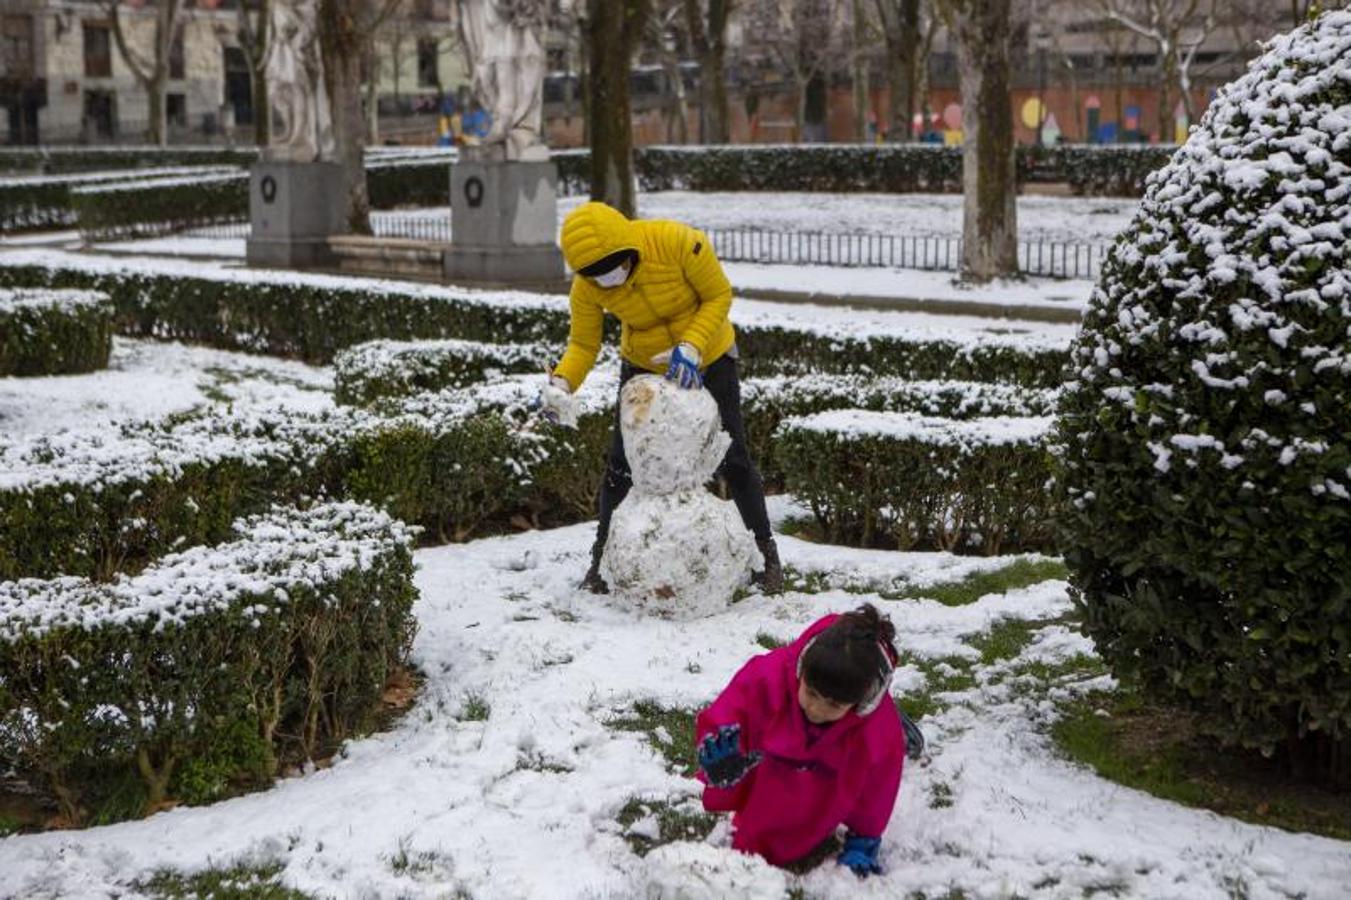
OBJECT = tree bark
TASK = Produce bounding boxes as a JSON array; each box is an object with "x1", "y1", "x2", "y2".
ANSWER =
[
  {"x1": 684, "y1": 0, "x2": 732, "y2": 144},
  {"x1": 876, "y1": 0, "x2": 920, "y2": 141},
  {"x1": 852, "y1": 0, "x2": 869, "y2": 142},
  {"x1": 319, "y1": 0, "x2": 371, "y2": 233},
  {"x1": 237, "y1": 0, "x2": 272, "y2": 146},
  {"x1": 942, "y1": 0, "x2": 1017, "y2": 282},
  {"x1": 252, "y1": 67, "x2": 271, "y2": 146},
  {"x1": 587, "y1": 0, "x2": 649, "y2": 217}
]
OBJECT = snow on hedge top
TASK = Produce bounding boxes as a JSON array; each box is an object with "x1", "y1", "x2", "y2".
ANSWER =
[
  {"x1": 335, "y1": 338, "x2": 557, "y2": 381},
  {"x1": 0, "y1": 166, "x2": 240, "y2": 189},
  {"x1": 0, "y1": 501, "x2": 413, "y2": 642},
  {"x1": 72, "y1": 171, "x2": 246, "y2": 195},
  {"x1": 0, "y1": 288, "x2": 111, "y2": 316},
  {"x1": 741, "y1": 374, "x2": 1059, "y2": 418},
  {"x1": 1075, "y1": 12, "x2": 1351, "y2": 383},
  {"x1": 779, "y1": 409, "x2": 1053, "y2": 448}
]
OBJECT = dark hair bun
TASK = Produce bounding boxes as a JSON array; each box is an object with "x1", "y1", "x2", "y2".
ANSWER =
[{"x1": 800, "y1": 604, "x2": 898, "y2": 705}]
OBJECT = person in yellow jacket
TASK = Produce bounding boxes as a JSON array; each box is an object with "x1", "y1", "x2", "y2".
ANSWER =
[{"x1": 539, "y1": 200, "x2": 783, "y2": 595}]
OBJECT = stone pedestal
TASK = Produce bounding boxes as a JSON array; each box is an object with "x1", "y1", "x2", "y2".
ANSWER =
[
  {"x1": 443, "y1": 159, "x2": 564, "y2": 285},
  {"x1": 246, "y1": 161, "x2": 346, "y2": 268}
]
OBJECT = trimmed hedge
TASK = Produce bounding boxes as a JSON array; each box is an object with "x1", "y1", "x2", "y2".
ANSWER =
[
  {"x1": 553, "y1": 144, "x2": 1174, "y2": 198},
  {"x1": 0, "y1": 166, "x2": 239, "y2": 233},
  {"x1": 0, "y1": 146, "x2": 258, "y2": 176},
  {"x1": 73, "y1": 172, "x2": 249, "y2": 241},
  {"x1": 334, "y1": 337, "x2": 559, "y2": 406},
  {"x1": 0, "y1": 501, "x2": 417, "y2": 825},
  {"x1": 776, "y1": 410, "x2": 1055, "y2": 554},
  {"x1": 0, "y1": 256, "x2": 1068, "y2": 387},
  {"x1": 0, "y1": 408, "x2": 355, "y2": 581},
  {"x1": 0, "y1": 288, "x2": 114, "y2": 376}
]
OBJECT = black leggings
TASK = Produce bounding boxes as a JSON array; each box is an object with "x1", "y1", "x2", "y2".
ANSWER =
[{"x1": 594, "y1": 355, "x2": 773, "y2": 551}]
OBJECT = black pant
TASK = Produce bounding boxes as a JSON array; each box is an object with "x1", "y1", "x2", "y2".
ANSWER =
[{"x1": 593, "y1": 355, "x2": 773, "y2": 556}]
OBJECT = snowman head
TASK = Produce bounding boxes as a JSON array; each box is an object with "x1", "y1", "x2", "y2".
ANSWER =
[{"x1": 620, "y1": 375, "x2": 730, "y2": 495}]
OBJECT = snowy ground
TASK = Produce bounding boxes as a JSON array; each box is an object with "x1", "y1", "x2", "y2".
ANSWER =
[
  {"x1": 2, "y1": 512, "x2": 1348, "y2": 899},
  {"x1": 0, "y1": 337, "x2": 332, "y2": 438}
]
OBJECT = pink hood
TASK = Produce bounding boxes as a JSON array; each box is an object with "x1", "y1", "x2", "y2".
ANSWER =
[{"x1": 696, "y1": 614, "x2": 906, "y2": 865}]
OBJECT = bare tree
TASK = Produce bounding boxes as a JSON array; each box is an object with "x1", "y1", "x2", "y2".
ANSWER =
[
  {"x1": 586, "y1": 0, "x2": 651, "y2": 216},
  {"x1": 100, "y1": 0, "x2": 186, "y2": 146},
  {"x1": 937, "y1": 0, "x2": 1017, "y2": 281},
  {"x1": 319, "y1": 0, "x2": 403, "y2": 232},
  {"x1": 744, "y1": 0, "x2": 842, "y2": 142},
  {"x1": 648, "y1": 0, "x2": 691, "y2": 143},
  {"x1": 1102, "y1": 0, "x2": 1217, "y2": 141},
  {"x1": 683, "y1": 0, "x2": 735, "y2": 143},
  {"x1": 233, "y1": 0, "x2": 273, "y2": 146},
  {"x1": 874, "y1": 0, "x2": 940, "y2": 141},
  {"x1": 850, "y1": 0, "x2": 875, "y2": 141}
]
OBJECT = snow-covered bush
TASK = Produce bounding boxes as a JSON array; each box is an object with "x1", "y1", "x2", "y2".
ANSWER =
[
  {"x1": 0, "y1": 501, "x2": 417, "y2": 826},
  {"x1": 333, "y1": 338, "x2": 559, "y2": 406},
  {"x1": 0, "y1": 145, "x2": 257, "y2": 177},
  {"x1": 0, "y1": 254, "x2": 1067, "y2": 385},
  {"x1": 0, "y1": 288, "x2": 114, "y2": 376},
  {"x1": 779, "y1": 410, "x2": 1055, "y2": 553},
  {"x1": 0, "y1": 166, "x2": 240, "y2": 232},
  {"x1": 1052, "y1": 13, "x2": 1351, "y2": 768}
]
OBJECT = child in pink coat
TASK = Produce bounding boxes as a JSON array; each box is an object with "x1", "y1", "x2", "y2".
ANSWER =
[{"x1": 695, "y1": 604, "x2": 915, "y2": 876}]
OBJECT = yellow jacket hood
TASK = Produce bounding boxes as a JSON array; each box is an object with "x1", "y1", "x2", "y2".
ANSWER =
[{"x1": 560, "y1": 201, "x2": 640, "y2": 273}]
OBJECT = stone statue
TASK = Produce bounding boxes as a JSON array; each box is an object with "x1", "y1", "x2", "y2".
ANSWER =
[
  {"x1": 456, "y1": 0, "x2": 549, "y2": 161},
  {"x1": 266, "y1": 0, "x2": 335, "y2": 162}
]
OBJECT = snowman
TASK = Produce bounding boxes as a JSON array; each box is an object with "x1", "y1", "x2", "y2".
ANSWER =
[{"x1": 599, "y1": 374, "x2": 757, "y2": 618}]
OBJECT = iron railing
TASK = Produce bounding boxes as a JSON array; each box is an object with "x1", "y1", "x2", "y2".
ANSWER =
[{"x1": 178, "y1": 218, "x2": 1104, "y2": 279}]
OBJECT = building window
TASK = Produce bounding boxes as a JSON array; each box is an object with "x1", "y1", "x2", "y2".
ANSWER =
[
  {"x1": 169, "y1": 31, "x2": 185, "y2": 80},
  {"x1": 84, "y1": 22, "x2": 112, "y2": 78},
  {"x1": 2, "y1": 15, "x2": 34, "y2": 79},
  {"x1": 83, "y1": 89, "x2": 116, "y2": 138},
  {"x1": 417, "y1": 38, "x2": 439, "y2": 87},
  {"x1": 166, "y1": 92, "x2": 186, "y2": 127}
]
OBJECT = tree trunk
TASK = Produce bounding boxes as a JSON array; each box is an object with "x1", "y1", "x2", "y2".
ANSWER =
[
  {"x1": 587, "y1": 0, "x2": 648, "y2": 217},
  {"x1": 852, "y1": 0, "x2": 869, "y2": 142},
  {"x1": 878, "y1": 0, "x2": 920, "y2": 142},
  {"x1": 947, "y1": 0, "x2": 1017, "y2": 282},
  {"x1": 685, "y1": 0, "x2": 732, "y2": 144},
  {"x1": 252, "y1": 65, "x2": 270, "y2": 146},
  {"x1": 319, "y1": 0, "x2": 371, "y2": 233},
  {"x1": 145, "y1": 74, "x2": 167, "y2": 146},
  {"x1": 1158, "y1": 42, "x2": 1176, "y2": 143}
]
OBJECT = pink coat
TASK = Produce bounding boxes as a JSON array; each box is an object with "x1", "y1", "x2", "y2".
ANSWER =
[{"x1": 696, "y1": 614, "x2": 906, "y2": 866}]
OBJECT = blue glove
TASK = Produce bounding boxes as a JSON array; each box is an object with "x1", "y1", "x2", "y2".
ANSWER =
[
  {"x1": 662, "y1": 343, "x2": 703, "y2": 389},
  {"x1": 899, "y1": 709, "x2": 926, "y2": 761},
  {"x1": 837, "y1": 833, "x2": 883, "y2": 877},
  {"x1": 697, "y1": 723, "x2": 763, "y2": 789}
]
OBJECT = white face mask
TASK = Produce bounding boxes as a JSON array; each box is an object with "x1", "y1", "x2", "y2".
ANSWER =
[{"x1": 591, "y1": 263, "x2": 629, "y2": 288}]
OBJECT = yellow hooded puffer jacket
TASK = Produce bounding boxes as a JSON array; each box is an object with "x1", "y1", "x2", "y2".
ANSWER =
[{"x1": 553, "y1": 201, "x2": 736, "y2": 389}]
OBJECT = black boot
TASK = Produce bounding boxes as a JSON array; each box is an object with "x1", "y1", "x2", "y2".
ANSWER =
[
  {"x1": 753, "y1": 536, "x2": 784, "y2": 594},
  {"x1": 581, "y1": 540, "x2": 609, "y2": 594}
]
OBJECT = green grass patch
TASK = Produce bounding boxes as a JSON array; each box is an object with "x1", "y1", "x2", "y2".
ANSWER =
[
  {"x1": 609, "y1": 701, "x2": 701, "y2": 776},
  {"x1": 1054, "y1": 691, "x2": 1351, "y2": 841},
  {"x1": 900, "y1": 656, "x2": 978, "y2": 722},
  {"x1": 754, "y1": 632, "x2": 785, "y2": 650},
  {"x1": 616, "y1": 797, "x2": 718, "y2": 856},
  {"x1": 135, "y1": 863, "x2": 312, "y2": 900},
  {"x1": 891, "y1": 559, "x2": 1068, "y2": 606},
  {"x1": 457, "y1": 692, "x2": 491, "y2": 722}
]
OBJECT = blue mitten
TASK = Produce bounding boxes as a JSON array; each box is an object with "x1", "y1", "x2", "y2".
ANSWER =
[
  {"x1": 696, "y1": 723, "x2": 762, "y2": 789},
  {"x1": 662, "y1": 343, "x2": 703, "y2": 389},
  {"x1": 837, "y1": 833, "x2": 883, "y2": 877}
]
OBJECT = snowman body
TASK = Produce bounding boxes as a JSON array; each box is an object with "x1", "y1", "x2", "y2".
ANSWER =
[{"x1": 600, "y1": 375, "x2": 757, "y2": 618}]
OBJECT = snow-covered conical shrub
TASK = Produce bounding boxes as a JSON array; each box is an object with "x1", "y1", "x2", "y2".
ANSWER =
[{"x1": 1052, "y1": 12, "x2": 1351, "y2": 772}]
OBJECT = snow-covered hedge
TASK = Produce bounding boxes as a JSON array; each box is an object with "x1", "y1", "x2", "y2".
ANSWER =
[
  {"x1": 552, "y1": 144, "x2": 1174, "y2": 198},
  {"x1": 0, "y1": 145, "x2": 258, "y2": 177},
  {"x1": 1052, "y1": 12, "x2": 1351, "y2": 767},
  {"x1": 0, "y1": 408, "x2": 355, "y2": 580},
  {"x1": 73, "y1": 171, "x2": 248, "y2": 241},
  {"x1": 0, "y1": 166, "x2": 240, "y2": 232},
  {"x1": 778, "y1": 410, "x2": 1055, "y2": 554},
  {"x1": 0, "y1": 501, "x2": 417, "y2": 825},
  {"x1": 0, "y1": 254, "x2": 1068, "y2": 387},
  {"x1": 0, "y1": 288, "x2": 114, "y2": 376},
  {"x1": 334, "y1": 337, "x2": 558, "y2": 406}
]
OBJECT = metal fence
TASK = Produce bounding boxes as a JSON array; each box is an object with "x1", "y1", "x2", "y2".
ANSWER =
[
  {"x1": 180, "y1": 217, "x2": 1104, "y2": 279},
  {"x1": 704, "y1": 227, "x2": 1106, "y2": 280}
]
